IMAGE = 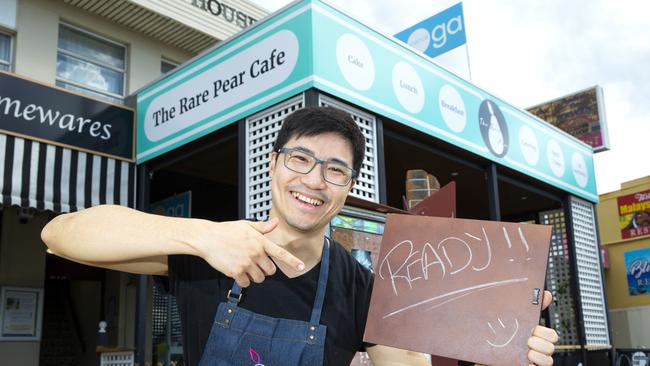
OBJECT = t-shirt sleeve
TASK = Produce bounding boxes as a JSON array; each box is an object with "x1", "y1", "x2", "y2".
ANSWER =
[{"x1": 152, "y1": 254, "x2": 202, "y2": 297}]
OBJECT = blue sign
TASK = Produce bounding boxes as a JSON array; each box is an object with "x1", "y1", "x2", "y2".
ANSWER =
[
  {"x1": 625, "y1": 247, "x2": 650, "y2": 296},
  {"x1": 394, "y1": 2, "x2": 466, "y2": 58},
  {"x1": 149, "y1": 191, "x2": 191, "y2": 218}
]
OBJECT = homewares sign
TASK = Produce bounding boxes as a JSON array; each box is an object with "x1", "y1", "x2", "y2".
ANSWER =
[{"x1": 0, "y1": 71, "x2": 134, "y2": 161}]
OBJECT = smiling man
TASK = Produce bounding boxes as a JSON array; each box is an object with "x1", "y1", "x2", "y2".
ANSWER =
[{"x1": 42, "y1": 107, "x2": 557, "y2": 365}]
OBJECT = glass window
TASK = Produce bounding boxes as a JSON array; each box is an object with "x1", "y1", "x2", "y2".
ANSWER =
[
  {"x1": 161, "y1": 58, "x2": 178, "y2": 75},
  {"x1": 0, "y1": 33, "x2": 12, "y2": 71},
  {"x1": 56, "y1": 24, "x2": 126, "y2": 102}
]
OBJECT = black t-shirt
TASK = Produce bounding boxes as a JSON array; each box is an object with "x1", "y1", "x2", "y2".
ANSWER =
[{"x1": 158, "y1": 239, "x2": 374, "y2": 366}]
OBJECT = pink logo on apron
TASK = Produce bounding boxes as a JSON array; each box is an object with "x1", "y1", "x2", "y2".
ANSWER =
[{"x1": 249, "y1": 347, "x2": 265, "y2": 366}]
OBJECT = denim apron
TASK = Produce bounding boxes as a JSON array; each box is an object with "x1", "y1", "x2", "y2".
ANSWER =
[{"x1": 198, "y1": 239, "x2": 330, "y2": 366}]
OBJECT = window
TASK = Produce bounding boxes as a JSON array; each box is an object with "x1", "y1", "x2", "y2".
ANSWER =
[
  {"x1": 161, "y1": 58, "x2": 178, "y2": 75},
  {"x1": 56, "y1": 24, "x2": 126, "y2": 103},
  {"x1": 0, "y1": 32, "x2": 12, "y2": 71}
]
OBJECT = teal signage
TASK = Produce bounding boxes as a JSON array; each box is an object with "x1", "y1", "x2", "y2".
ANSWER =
[
  {"x1": 136, "y1": 4, "x2": 315, "y2": 163},
  {"x1": 310, "y1": 1, "x2": 597, "y2": 202},
  {"x1": 136, "y1": 0, "x2": 597, "y2": 202}
]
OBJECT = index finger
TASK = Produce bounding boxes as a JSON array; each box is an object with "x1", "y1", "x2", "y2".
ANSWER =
[
  {"x1": 542, "y1": 290, "x2": 553, "y2": 310},
  {"x1": 264, "y1": 240, "x2": 305, "y2": 272}
]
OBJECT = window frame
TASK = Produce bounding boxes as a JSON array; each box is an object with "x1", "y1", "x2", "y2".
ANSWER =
[
  {"x1": 0, "y1": 31, "x2": 14, "y2": 72},
  {"x1": 56, "y1": 22, "x2": 128, "y2": 101}
]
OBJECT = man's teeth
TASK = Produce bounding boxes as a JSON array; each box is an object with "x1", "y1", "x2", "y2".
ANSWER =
[{"x1": 292, "y1": 192, "x2": 323, "y2": 206}]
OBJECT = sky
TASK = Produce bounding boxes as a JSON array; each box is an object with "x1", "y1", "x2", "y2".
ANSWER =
[{"x1": 248, "y1": 0, "x2": 650, "y2": 195}]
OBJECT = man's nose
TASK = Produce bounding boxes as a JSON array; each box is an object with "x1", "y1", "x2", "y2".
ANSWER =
[{"x1": 301, "y1": 162, "x2": 327, "y2": 187}]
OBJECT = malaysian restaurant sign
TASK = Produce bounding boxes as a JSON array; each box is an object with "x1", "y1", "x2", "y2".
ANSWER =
[
  {"x1": 618, "y1": 189, "x2": 650, "y2": 240},
  {"x1": 0, "y1": 71, "x2": 135, "y2": 161}
]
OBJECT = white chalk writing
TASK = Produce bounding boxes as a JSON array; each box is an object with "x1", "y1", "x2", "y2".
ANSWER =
[{"x1": 486, "y1": 318, "x2": 519, "y2": 348}]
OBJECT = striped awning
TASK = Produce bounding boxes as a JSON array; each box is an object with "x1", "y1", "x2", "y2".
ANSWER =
[{"x1": 0, "y1": 134, "x2": 136, "y2": 213}]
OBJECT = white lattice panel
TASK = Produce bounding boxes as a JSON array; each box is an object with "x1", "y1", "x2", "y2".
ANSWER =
[
  {"x1": 245, "y1": 95, "x2": 305, "y2": 220},
  {"x1": 319, "y1": 95, "x2": 379, "y2": 203},
  {"x1": 569, "y1": 196, "x2": 610, "y2": 346},
  {"x1": 539, "y1": 209, "x2": 580, "y2": 347}
]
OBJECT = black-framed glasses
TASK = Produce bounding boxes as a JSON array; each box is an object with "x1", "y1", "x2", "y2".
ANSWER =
[{"x1": 276, "y1": 147, "x2": 356, "y2": 186}]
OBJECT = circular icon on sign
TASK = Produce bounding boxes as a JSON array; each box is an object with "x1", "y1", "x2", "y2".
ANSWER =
[
  {"x1": 336, "y1": 33, "x2": 375, "y2": 91},
  {"x1": 478, "y1": 99, "x2": 509, "y2": 157},
  {"x1": 392, "y1": 61, "x2": 425, "y2": 114},
  {"x1": 407, "y1": 28, "x2": 430, "y2": 52},
  {"x1": 518, "y1": 125, "x2": 539, "y2": 166},
  {"x1": 439, "y1": 84, "x2": 466, "y2": 133},
  {"x1": 546, "y1": 140, "x2": 565, "y2": 177},
  {"x1": 571, "y1": 152, "x2": 589, "y2": 187}
]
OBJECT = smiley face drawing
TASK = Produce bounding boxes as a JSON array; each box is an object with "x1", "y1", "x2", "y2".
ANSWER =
[
  {"x1": 479, "y1": 99, "x2": 509, "y2": 157},
  {"x1": 485, "y1": 317, "x2": 519, "y2": 348}
]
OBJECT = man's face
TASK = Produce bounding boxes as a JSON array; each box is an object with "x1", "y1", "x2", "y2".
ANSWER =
[{"x1": 269, "y1": 132, "x2": 354, "y2": 234}]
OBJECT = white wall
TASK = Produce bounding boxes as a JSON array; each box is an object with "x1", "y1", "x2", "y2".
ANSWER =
[{"x1": 14, "y1": 0, "x2": 194, "y2": 94}]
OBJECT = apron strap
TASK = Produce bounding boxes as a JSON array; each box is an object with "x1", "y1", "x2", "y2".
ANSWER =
[
  {"x1": 225, "y1": 237, "x2": 331, "y2": 324},
  {"x1": 227, "y1": 283, "x2": 243, "y2": 304},
  {"x1": 309, "y1": 237, "x2": 330, "y2": 325}
]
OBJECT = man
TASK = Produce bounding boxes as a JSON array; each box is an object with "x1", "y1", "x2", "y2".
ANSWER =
[{"x1": 42, "y1": 107, "x2": 557, "y2": 365}]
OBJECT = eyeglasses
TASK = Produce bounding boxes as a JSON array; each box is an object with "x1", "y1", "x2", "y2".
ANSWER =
[{"x1": 276, "y1": 147, "x2": 356, "y2": 186}]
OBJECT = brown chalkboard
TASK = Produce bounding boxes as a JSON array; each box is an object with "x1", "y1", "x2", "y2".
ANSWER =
[{"x1": 364, "y1": 214, "x2": 552, "y2": 365}]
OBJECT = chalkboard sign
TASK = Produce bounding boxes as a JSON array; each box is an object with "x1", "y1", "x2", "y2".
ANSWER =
[{"x1": 364, "y1": 214, "x2": 552, "y2": 365}]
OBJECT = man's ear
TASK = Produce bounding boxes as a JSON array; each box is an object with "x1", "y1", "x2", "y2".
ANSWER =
[
  {"x1": 269, "y1": 151, "x2": 278, "y2": 178},
  {"x1": 349, "y1": 179, "x2": 356, "y2": 192}
]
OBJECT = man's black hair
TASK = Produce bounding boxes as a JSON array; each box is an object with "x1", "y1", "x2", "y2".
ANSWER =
[{"x1": 272, "y1": 107, "x2": 366, "y2": 176}]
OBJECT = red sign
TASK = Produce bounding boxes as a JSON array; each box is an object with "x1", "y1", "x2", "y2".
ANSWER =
[{"x1": 617, "y1": 189, "x2": 650, "y2": 239}]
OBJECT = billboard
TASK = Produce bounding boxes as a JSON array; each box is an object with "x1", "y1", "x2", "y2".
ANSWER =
[
  {"x1": 394, "y1": 2, "x2": 466, "y2": 59},
  {"x1": 624, "y1": 247, "x2": 650, "y2": 296},
  {"x1": 527, "y1": 86, "x2": 609, "y2": 152},
  {"x1": 618, "y1": 189, "x2": 650, "y2": 240}
]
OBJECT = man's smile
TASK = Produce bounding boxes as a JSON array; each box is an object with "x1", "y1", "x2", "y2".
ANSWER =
[{"x1": 291, "y1": 190, "x2": 325, "y2": 207}]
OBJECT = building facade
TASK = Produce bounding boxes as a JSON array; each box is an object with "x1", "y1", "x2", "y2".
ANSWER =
[{"x1": 598, "y1": 176, "x2": 650, "y2": 350}]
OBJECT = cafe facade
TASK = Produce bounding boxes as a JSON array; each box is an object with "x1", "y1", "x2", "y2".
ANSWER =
[
  {"x1": 0, "y1": 0, "x2": 265, "y2": 365},
  {"x1": 132, "y1": 1, "x2": 612, "y2": 365}
]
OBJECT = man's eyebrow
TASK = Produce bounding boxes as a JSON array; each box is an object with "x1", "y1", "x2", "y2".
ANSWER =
[
  {"x1": 292, "y1": 146, "x2": 314, "y2": 154},
  {"x1": 329, "y1": 157, "x2": 351, "y2": 167},
  {"x1": 291, "y1": 145, "x2": 352, "y2": 167}
]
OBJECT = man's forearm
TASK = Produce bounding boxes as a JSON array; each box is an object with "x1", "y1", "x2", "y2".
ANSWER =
[{"x1": 41, "y1": 204, "x2": 203, "y2": 264}]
